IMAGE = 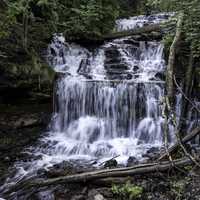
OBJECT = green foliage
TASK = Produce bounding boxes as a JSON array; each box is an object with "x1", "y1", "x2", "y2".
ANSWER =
[
  {"x1": 111, "y1": 181, "x2": 143, "y2": 200},
  {"x1": 0, "y1": 0, "x2": 120, "y2": 41},
  {"x1": 58, "y1": 0, "x2": 119, "y2": 39},
  {"x1": 0, "y1": 4, "x2": 16, "y2": 38},
  {"x1": 171, "y1": 180, "x2": 186, "y2": 200},
  {"x1": 147, "y1": 0, "x2": 200, "y2": 58},
  {"x1": 117, "y1": 0, "x2": 147, "y2": 17}
]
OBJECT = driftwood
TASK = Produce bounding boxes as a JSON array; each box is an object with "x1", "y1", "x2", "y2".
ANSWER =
[
  {"x1": 166, "y1": 13, "x2": 184, "y2": 103},
  {"x1": 158, "y1": 127, "x2": 200, "y2": 161},
  {"x1": 5, "y1": 157, "x2": 192, "y2": 196}
]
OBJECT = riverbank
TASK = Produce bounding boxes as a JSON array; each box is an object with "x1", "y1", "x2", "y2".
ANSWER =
[{"x1": 0, "y1": 100, "x2": 52, "y2": 179}]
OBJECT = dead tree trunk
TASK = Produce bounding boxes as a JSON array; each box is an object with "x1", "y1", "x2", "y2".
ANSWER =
[
  {"x1": 178, "y1": 49, "x2": 195, "y2": 132},
  {"x1": 158, "y1": 127, "x2": 200, "y2": 161},
  {"x1": 185, "y1": 50, "x2": 194, "y2": 98},
  {"x1": 4, "y1": 158, "x2": 192, "y2": 196},
  {"x1": 166, "y1": 13, "x2": 184, "y2": 104}
]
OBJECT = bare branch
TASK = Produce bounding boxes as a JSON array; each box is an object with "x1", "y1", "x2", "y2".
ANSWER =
[{"x1": 173, "y1": 76, "x2": 200, "y2": 113}]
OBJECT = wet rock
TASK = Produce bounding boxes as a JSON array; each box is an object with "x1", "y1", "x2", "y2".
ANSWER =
[
  {"x1": 94, "y1": 194, "x2": 105, "y2": 200},
  {"x1": 133, "y1": 65, "x2": 139, "y2": 71},
  {"x1": 37, "y1": 168, "x2": 47, "y2": 177},
  {"x1": 45, "y1": 161, "x2": 75, "y2": 178},
  {"x1": 71, "y1": 195, "x2": 85, "y2": 200},
  {"x1": 0, "y1": 103, "x2": 51, "y2": 178},
  {"x1": 142, "y1": 147, "x2": 160, "y2": 160},
  {"x1": 142, "y1": 147, "x2": 159, "y2": 160},
  {"x1": 147, "y1": 147, "x2": 159, "y2": 154},
  {"x1": 88, "y1": 189, "x2": 106, "y2": 200},
  {"x1": 105, "y1": 48, "x2": 120, "y2": 60},
  {"x1": 104, "y1": 159, "x2": 118, "y2": 168},
  {"x1": 127, "y1": 73, "x2": 133, "y2": 79},
  {"x1": 155, "y1": 72, "x2": 165, "y2": 80},
  {"x1": 4, "y1": 156, "x2": 11, "y2": 162},
  {"x1": 34, "y1": 190, "x2": 55, "y2": 200},
  {"x1": 127, "y1": 156, "x2": 139, "y2": 167},
  {"x1": 123, "y1": 39, "x2": 140, "y2": 46},
  {"x1": 14, "y1": 118, "x2": 38, "y2": 128},
  {"x1": 105, "y1": 63, "x2": 129, "y2": 71}
]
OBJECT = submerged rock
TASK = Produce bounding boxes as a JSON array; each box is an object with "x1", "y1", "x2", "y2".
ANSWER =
[
  {"x1": 71, "y1": 195, "x2": 85, "y2": 200},
  {"x1": 104, "y1": 159, "x2": 118, "y2": 169},
  {"x1": 127, "y1": 156, "x2": 139, "y2": 167},
  {"x1": 45, "y1": 161, "x2": 75, "y2": 178},
  {"x1": 88, "y1": 189, "x2": 106, "y2": 200},
  {"x1": 147, "y1": 147, "x2": 159, "y2": 154}
]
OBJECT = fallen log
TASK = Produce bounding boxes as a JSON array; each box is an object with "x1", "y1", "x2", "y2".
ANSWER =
[
  {"x1": 4, "y1": 157, "x2": 192, "y2": 197},
  {"x1": 66, "y1": 22, "x2": 174, "y2": 44},
  {"x1": 158, "y1": 127, "x2": 200, "y2": 161},
  {"x1": 103, "y1": 24, "x2": 162, "y2": 40}
]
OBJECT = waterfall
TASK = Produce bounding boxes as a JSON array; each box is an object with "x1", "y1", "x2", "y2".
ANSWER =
[
  {"x1": 0, "y1": 13, "x2": 178, "y2": 198},
  {"x1": 43, "y1": 13, "x2": 171, "y2": 164}
]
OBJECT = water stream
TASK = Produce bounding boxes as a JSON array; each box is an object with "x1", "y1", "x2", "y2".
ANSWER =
[{"x1": 0, "y1": 13, "x2": 183, "y2": 199}]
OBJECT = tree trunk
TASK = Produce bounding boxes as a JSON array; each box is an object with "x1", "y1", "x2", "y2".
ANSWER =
[
  {"x1": 179, "y1": 49, "x2": 195, "y2": 132},
  {"x1": 166, "y1": 13, "x2": 184, "y2": 104},
  {"x1": 23, "y1": 11, "x2": 28, "y2": 51}
]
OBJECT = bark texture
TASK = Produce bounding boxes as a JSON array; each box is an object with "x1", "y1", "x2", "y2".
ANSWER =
[{"x1": 166, "y1": 13, "x2": 184, "y2": 104}]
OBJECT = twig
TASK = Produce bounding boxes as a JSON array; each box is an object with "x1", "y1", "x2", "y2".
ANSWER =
[
  {"x1": 174, "y1": 76, "x2": 200, "y2": 113},
  {"x1": 158, "y1": 127, "x2": 200, "y2": 161},
  {"x1": 166, "y1": 94, "x2": 200, "y2": 168}
]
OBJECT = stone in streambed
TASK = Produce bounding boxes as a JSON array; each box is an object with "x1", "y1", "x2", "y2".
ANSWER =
[
  {"x1": 88, "y1": 189, "x2": 106, "y2": 200},
  {"x1": 71, "y1": 195, "x2": 85, "y2": 200},
  {"x1": 127, "y1": 156, "x2": 139, "y2": 167},
  {"x1": 45, "y1": 161, "x2": 75, "y2": 178},
  {"x1": 104, "y1": 159, "x2": 118, "y2": 168},
  {"x1": 142, "y1": 147, "x2": 160, "y2": 160}
]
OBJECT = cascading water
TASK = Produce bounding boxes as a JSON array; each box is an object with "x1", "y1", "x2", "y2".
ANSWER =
[
  {"x1": 46, "y1": 37, "x2": 167, "y2": 163},
  {"x1": 0, "y1": 13, "x2": 178, "y2": 198}
]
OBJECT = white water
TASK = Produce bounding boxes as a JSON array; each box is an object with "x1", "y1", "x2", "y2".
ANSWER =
[
  {"x1": 1, "y1": 13, "x2": 177, "y2": 198},
  {"x1": 116, "y1": 12, "x2": 174, "y2": 31},
  {"x1": 35, "y1": 13, "x2": 171, "y2": 166}
]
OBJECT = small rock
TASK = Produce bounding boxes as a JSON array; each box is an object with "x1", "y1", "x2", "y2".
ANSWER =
[
  {"x1": 147, "y1": 147, "x2": 159, "y2": 154},
  {"x1": 35, "y1": 190, "x2": 55, "y2": 200},
  {"x1": 127, "y1": 156, "x2": 139, "y2": 167},
  {"x1": 37, "y1": 168, "x2": 47, "y2": 177},
  {"x1": 46, "y1": 161, "x2": 75, "y2": 178},
  {"x1": 94, "y1": 194, "x2": 105, "y2": 200},
  {"x1": 133, "y1": 65, "x2": 139, "y2": 71},
  {"x1": 104, "y1": 159, "x2": 118, "y2": 168},
  {"x1": 4, "y1": 157, "x2": 10, "y2": 162},
  {"x1": 71, "y1": 195, "x2": 85, "y2": 200},
  {"x1": 88, "y1": 189, "x2": 106, "y2": 200}
]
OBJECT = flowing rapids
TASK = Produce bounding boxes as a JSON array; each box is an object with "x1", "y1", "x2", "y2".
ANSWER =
[
  {"x1": 46, "y1": 39, "x2": 168, "y2": 163},
  {"x1": 0, "y1": 13, "x2": 183, "y2": 198}
]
